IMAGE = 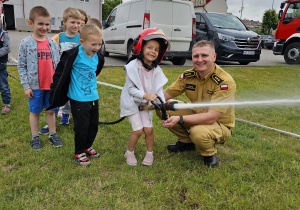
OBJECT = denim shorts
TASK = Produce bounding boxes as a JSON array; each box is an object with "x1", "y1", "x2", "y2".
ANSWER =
[{"x1": 29, "y1": 90, "x2": 58, "y2": 113}]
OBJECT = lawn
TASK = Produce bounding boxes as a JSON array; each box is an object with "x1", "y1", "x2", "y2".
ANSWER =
[{"x1": 1, "y1": 65, "x2": 300, "y2": 209}]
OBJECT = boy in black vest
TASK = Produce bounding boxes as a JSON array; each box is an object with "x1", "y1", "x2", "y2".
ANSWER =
[{"x1": 0, "y1": 26, "x2": 11, "y2": 115}]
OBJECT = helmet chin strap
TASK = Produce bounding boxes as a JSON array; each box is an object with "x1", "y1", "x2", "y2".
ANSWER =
[
  {"x1": 141, "y1": 59, "x2": 154, "y2": 70},
  {"x1": 137, "y1": 53, "x2": 158, "y2": 70}
]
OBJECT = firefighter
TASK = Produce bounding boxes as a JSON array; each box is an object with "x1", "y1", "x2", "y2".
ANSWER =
[{"x1": 161, "y1": 40, "x2": 236, "y2": 168}]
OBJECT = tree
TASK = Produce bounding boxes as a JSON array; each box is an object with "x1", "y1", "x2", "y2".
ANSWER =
[
  {"x1": 262, "y1": 9, "x2": 279, "y2": 34},
  {"x1": 102, "y1": 0, "x2": 120, "y2": 21}
]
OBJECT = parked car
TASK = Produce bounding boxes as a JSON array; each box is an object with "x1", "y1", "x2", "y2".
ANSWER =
[
  {"x1": 264, "y1": 35, "x2": 275, "y2": 49},
  {"x1": 101, "y1": 0, "x2": 196, "y2": 65},
  {"x1": 194, "y1": 12, "x2": 261, "y2": 65},
  {"x1": 260, "y1": 35, "x2": 269, "y2": 48}
]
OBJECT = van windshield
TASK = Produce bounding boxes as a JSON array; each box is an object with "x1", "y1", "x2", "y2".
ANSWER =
[{"x1": 205, "y1": 13, "x2": 247, "y2": 30}]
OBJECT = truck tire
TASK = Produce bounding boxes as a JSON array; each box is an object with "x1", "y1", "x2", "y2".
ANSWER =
[
  {"x1": 284, "y1": 42, "x2": 300, "y2": 64},
  {"x1": 171, "y1": 57, "x2": 186, "y2": 65},
  {"x1": 101, "y1": 42, "x2": 109, "y2": 57}
]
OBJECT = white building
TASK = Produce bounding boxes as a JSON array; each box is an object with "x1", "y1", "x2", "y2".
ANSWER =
[
  {"x1": 3, "y1": 0, "x2": 101, "y2": 32},
  {"x1": 190, "y1": 0, "x2": 228, "y2": 13},
  {"x1": 4, "y1": 0, "x2": 227, "y2": 31}
]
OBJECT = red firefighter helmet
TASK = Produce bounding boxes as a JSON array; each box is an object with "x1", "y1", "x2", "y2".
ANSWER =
[{"x1": 131, "y1": 28, "x2": 169, "y2": 64}]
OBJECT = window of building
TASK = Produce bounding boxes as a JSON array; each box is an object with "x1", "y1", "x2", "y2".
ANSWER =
[{"x1": 80, "y1": 0, "x2": 90, "y2": 2}]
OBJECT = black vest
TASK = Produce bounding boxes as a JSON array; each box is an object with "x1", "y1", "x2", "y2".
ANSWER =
[{"x1": 0, "y1": 30, "x2": 8, "y2": 64}]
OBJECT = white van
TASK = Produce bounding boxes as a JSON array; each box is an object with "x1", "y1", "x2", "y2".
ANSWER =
[{"x1": 101, "y1": 0, "x2": 196, "y2": 65}]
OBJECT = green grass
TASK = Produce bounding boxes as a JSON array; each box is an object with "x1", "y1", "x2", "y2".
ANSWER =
[{"x1": 1, "y1": 66, "x2": 300, "y2": 209}]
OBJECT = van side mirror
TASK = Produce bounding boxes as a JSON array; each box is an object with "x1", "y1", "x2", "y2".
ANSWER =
[
  {"x1": 280, "y1": 2, "x2": 285, "y2": 9},
  {"x1": 278, "y1": 10, "x2": 283, "y2": 19},
  {"x1": 199, "y1": 23, "x2": 207, "y2": 31}
]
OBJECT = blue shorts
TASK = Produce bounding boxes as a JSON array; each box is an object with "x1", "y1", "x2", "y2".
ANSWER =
[{"x1": 29, "y1": 90, "x2": 58, "y2": 114}]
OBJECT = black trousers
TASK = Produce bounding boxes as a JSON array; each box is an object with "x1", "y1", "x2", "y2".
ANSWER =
[{"x1": 70, "y1": 99, "x2": 99, "y2": 154}]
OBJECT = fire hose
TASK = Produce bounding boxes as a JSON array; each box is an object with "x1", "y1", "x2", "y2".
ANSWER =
[
  {"x1": 8, "y1": 73, "x2": 21, "y2": 82},
  {"x1": 98, "y1": 96, "x2": 177, "y2": 124}
]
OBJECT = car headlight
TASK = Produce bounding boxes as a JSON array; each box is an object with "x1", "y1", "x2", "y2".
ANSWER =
[{"x1": 218, "y1": 33, "x2": 235, "y2": 42}]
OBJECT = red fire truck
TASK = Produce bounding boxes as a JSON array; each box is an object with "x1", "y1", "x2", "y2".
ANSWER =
[{"x1": 273, "y1": 0, "x2": 300, "y2": 64}]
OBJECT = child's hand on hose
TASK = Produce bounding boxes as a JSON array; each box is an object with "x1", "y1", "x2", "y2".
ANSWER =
[{"x1": 143, "y1": 93, "x2": 157, "y2": 102}]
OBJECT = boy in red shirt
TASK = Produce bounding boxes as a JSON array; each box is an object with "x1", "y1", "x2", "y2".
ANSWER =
[{"x1": 18, "y1": 6, "x2": 62, "y2": 149}]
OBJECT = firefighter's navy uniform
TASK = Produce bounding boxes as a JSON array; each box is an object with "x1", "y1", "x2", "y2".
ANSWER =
[{"x1": 164, "y1": 63, "x2": 236, "y2": 156}]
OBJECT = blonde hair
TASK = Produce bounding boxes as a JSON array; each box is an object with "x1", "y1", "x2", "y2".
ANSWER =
[
  {"x1": 63, "y1": 7, "x2": 81, "y2": 21},
  {"x1": 80, "y1": 24, "x2": 102, "y2": 41},
  {"x1": 29, "y1": 6, "x2": 50, "y2": 23},
  {"x1": 192, "y1": 40, "x2": 215, "y2": 53},
  {"x1": 86, "y1": 18, "x2": 102, "y2": 30}
]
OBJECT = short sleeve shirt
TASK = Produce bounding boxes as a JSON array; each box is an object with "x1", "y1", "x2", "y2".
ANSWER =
[
  {"x1": 67, "y1": 45, "x2": 99, "y2": 102},
  {"x1": 35, "y1": 37, "x2": 55, "y2": 90},
  {"x1": 59, "y1": 33, "x2": 80, "y2": 54},
  {"x1": 165, "y1": 64, "x2": 236, "y2": 128}
]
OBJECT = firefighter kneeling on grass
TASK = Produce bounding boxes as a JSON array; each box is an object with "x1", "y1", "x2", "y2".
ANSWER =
[{"x1": 160, "y1": 40, "x2": 236, "y2": 168}]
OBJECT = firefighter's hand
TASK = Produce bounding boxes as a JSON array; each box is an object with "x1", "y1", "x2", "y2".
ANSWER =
[
  {"x1": 143, "y1": 93, "x2": 157, "y2": 102},
  {"x1": 25, "y1": 89, "x2": 34, "y2": 98},
  {"x1": 161, "y1": 116, "x2": 180, "y2": 128}
]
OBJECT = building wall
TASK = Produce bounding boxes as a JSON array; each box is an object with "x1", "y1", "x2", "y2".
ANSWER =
[
  {"x1": 189, "y1": 0, "x2": 228, "y2": 13},
  {"x1": 203, "y1": 0, "x2": 227, "y2": 13},
  {"x1": 3, "y1": 0, "x2": 100, "y2": 31}
]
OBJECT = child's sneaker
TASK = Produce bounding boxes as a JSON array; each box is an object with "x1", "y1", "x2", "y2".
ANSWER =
[
  {"x1": 74, "y1": 153, "x2": 91, "y2": 167},
  {"x1": 124, "y1": 151, "x2": 137, "y2": 166},
  {"x1": 84, "y1": 147, "x2": 100, "y2": 158},
  {"x1": 60, "y1": 114, "x2": 70, "y2": 124},
  {"x1": 39, "y1": 124, "x2": 49, "y2": 135},
  {"x1": 30, "y1": 136, "x2": 42, "y2": 150},
  {"x1": 49, "y1": 134, "x2": 63, "y2": 147},
  {"x1": 142, "y1": 152, "x2": 154, "y2": 166},
  {"x1": 1, "y1": 104, "x2": 11, "y2": 115}
]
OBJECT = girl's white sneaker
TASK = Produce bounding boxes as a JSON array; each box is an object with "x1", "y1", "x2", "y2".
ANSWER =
[
  {"x1": 142, "y1": 152, "x2": 154, "y2": 166},
  {"x1": 124, "y1": 151, "x2": 137, "y2": 166}
]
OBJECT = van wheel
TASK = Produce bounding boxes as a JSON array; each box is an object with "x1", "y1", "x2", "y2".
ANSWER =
[
  {"x1": 284, "y1": 42, "x2": 300, "y2": 64},
  {"x1": 127, "y1": 42, "x2": 133, "y2": 60},
  {"x1": 238, "y1": 62, "x2": 250, "y2": 65},
  {"x1": 101, "y1": 42, "x2": 109, "y2": 57},
  {"x1": 171, "y1": 57, "x2": 186, "y2": 65}
]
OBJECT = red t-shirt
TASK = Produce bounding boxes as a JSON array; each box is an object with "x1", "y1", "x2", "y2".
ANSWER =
[{"x1": 35, "y1": 37, "x2": 55, "y2": 90}]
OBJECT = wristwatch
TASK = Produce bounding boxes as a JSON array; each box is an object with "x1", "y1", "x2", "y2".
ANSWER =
[{"x1": 178, "y1": 115, "x2": 184, "y2": 124}]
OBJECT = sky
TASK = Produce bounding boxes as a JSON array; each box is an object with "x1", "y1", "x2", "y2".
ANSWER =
[{"x1": 227, "y1": 0, "x2": 284, "y2": 22}]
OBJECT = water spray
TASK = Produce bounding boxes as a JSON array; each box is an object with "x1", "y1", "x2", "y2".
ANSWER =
[
  {"x1": 139, "y1": 99, "x2": 300, "y2": 112},
  {"x1": 172, "y1": 99, "x2": 300, "y2": 110}
]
